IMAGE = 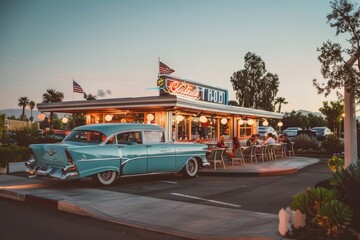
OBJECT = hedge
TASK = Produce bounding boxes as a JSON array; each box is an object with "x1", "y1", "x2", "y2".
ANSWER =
[{"x1": 0, "y1": 145, "x2": 30, "y2": 168}]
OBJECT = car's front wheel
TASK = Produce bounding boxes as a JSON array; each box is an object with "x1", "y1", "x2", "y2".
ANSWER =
[
  {"x1": 92, "y1": 170, "x2": 117, "y2": 186},
  {"x1": 183, "y1": 158, "x2": 198, "y2": 177}
]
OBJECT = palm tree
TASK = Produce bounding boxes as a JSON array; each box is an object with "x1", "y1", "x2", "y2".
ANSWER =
[
  {"x1": 28, "y1": 101, "x2": 35, "y2": 123},
  {"x1": 18, "y1": 97, "x2": 30, "y2": 120},
  {"x1": 42, "y1": 89, "x2": 64, "y2": 130},
  {"x1": 83, "y1": 93, "x2": 97, "y2": 100},
  {"x1": 274, "y1": 97, "x2": 288, "y2": 113}
]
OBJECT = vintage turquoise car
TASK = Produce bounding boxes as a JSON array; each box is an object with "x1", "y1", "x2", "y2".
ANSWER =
[{"x1": 25, "y1": 123, "x2": 209, "y2": 185}]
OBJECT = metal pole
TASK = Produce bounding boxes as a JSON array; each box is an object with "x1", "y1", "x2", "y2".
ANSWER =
[
  {"x1": 343, "y1": 52, "x2": 359, "y2": 167},
  {"x1": 344, "y1": 87, "x2": 357, "y2": 167}
]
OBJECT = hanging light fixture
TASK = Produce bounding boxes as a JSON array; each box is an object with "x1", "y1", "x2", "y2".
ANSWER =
[
  {"x1": 238, "y1": 119, "x2": 244, "y2": 125},
  {"x1": 220, "y1": 118, "x2": 228, "y2": 125},
  {"x1": 146, "y1": 113, "x2": 155, "y2": 121},
  {"x1": 120, "y1": 118, "x2": 127, "y2": 123},
  {"x1": 262, "y1": 118, "x2": 269, "y2": 126},
  {"x1": 61, "y1": 117, "x2": 69, "y2": 124},
  {"x1": 277, "y1": 121, "x2": 283, "y2": 127},
  {"x1": 199, "y1": 116, "x2": 208, "y2": 123},
  {"x1": 247, "y1": 119, "x2": 254, "y2": 125},
  {"x1": 105, "y1": 114, "x2": 113, "y2": 122},
  {"x1": 38, "y1": 113, "x2": 46, "y2": 121}
]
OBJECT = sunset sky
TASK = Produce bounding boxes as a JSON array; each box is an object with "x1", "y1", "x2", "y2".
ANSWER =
[{"x1": 0, "y1": 0, "x2": 348, "y2": 113}]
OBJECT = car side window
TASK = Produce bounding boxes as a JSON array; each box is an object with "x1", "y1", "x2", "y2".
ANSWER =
[
  {"x1": 105, "y1": 136, "x2": 115, "y2": 145},
  {"x1": 144, "y1": 131, "x2": 165, "y2": 143},
  {"x1": 116, "y1": 131, "x2": 142, "y2": 145}
]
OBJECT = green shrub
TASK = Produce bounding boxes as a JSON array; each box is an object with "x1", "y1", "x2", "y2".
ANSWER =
[
  {"x1": 322, "y1": 135, "x2": 344, "y2": 154},
  {"x1": 293, "y1": 134, "x2": 320, "y2": 151},
  {"x1": 0, "y1": 145, "x2": 30, "y2": 168},
  {"x1": 291, "y1": 187, "x2": 353, "y2": 238},
  {"x1": 317, "y1": 200, "x2": 353, "y2": 236},
  {"x1": 330, "y1": 160, "x2": 360, "y2": 231}
]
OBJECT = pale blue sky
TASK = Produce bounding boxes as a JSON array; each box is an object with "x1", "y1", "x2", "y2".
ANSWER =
[{"x1": 0, "y1": 0, "x2": 347, "y2": 112}]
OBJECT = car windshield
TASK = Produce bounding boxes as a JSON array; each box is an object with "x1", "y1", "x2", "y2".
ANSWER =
[{"x1": 63, "y1": 130, "x2": 107, "y2": 144}]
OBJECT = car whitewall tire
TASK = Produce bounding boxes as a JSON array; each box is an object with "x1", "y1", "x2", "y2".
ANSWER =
[
  {"x1": 93, "y1": 171, "x2": 117, "y2": 186},
  {"x1": 184, "y1": 158, "x2": 198, "y2": 177}
]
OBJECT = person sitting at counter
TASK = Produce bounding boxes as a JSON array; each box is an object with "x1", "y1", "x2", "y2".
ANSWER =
[
  {"x1": 263, "y1": 133, "x2": 276, "y2": 145},
  {"x1": 227, "y1": 136, "x2": 241, "y2": 158},
  {"x1": 216, "y1": 135, "x2": 228, "y2": 148},
  {"x1": 246, "y1": 134, "x2": 260, "y2": 146},
  {"x1": 282, "y1": 133, "x2": 292, "y2": 152}
]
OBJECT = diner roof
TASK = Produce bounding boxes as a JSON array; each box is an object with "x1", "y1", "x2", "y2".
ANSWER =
[{"x1": 36, "y1": 95, "x2": 283, "y2": 119}]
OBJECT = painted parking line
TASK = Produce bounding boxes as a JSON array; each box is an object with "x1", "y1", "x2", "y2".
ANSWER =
[
  {"x1": 162, "y1": 181, "x2": 178, "y2": 184},
  {"x1": 170, "y1": 193, "x2": 241, "y2": 208}
]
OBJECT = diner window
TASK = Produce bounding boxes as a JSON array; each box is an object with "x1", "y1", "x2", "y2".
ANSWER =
[
  {"x1": 220, "y1": 118, "x2": 230, "y2": 137},
  {"x1": 144, "y1": 131, "x2": 165, "y2": 143},
  {"x1": 238, "y1": 124, "x2": 252, "y2": 137},
  {"x1": 197, "y1": 118, "x2": 215, "y2": 140},
  {"x1": 172, "y1": 114, "x2": 190, "y2": 141}
]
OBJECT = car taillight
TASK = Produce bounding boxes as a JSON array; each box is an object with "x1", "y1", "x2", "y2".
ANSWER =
[{"x1": 65, "y1": 150, "x2": 75, "y2": 165}]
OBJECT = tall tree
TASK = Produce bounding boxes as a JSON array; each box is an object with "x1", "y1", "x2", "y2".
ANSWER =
[
  {"x1": 313, "y1": 0, "x2": 360, "y2": 100},
  {"x1": 42, "y1": 89, "x2": 64, "y2": 130},
  {"x1": 319, "y1": 100, "x2": 344, "y2": 137},
  {"x1": 83, "y1": 93, "x2": 97, "y2": 100},
  {"x1": 18, "y1": 97, "x2": 29, "y2": 120},
  {"x1": 28, "y1": 101, "x2": 35, "y2": 123},
  {"x1": 274, "y1": 97, "x2": 288, "y2": 113},
  {"x1": 231, "y1": 52, "x2": 279, "y2": 111}
]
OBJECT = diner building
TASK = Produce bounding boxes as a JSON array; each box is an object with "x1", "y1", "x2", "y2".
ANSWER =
[{"x1": 37, "y1": 74, "x2": 283, "y2": 144}]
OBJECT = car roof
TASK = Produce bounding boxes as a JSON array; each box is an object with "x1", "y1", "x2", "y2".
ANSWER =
[{"x1": 73, "y1": 123, "x2": 164, "y2": 136}]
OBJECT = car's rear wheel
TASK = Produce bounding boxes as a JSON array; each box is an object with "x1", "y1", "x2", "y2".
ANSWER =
[
  {"x1": 183, "y1": 158, "x2": 198, "y2": 177},
  {"x1": 92, "y1": 170, "x2": 117, "y2": 186}
]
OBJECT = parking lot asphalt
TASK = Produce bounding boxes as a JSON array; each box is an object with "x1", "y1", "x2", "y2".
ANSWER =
[{"x1": 0, "y1": 157, "x2": 320, "y2": 240}]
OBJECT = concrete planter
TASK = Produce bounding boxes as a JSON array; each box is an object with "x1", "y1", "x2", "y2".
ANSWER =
[
  {"x1": 0, "y1": 167, "x2": 7, "y2": 174},
  {"x1": 0, "y1": 162, "x2": 25, "y2": 174}
]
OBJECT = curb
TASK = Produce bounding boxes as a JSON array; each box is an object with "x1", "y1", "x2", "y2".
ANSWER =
[{"x1": 0, "y1": 187, "x2": 282, "y2": 240}]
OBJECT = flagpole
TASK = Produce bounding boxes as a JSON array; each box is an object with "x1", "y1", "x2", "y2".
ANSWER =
[
  {"x1": 72, "y1": 79, "x2": 74, "y2": 101},
  {"x1": 158, "y1": 57, "x2": 160, "y2": 78}
]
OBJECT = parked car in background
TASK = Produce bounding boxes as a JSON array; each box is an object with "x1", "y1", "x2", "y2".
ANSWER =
[
  {"x1": 310, "y1": 127, "x2": 333, "y2": 141},
  {"x1": 26, "y1": 123, "x2": 209, "y2": 186},
  {"x1": 283, "y1": 127, "x2": 303, "y2": 139},
  {"x1": 258, "y1": 126, "x2": 278, "y2": 139}
]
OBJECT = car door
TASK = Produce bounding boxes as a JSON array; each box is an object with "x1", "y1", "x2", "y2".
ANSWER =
[
  {"x1": 116, "y1": 131, "x2": 148, "y2": 175},
  {"x1": 144, "y1": 130, "x2": 176, "y2": 173}
]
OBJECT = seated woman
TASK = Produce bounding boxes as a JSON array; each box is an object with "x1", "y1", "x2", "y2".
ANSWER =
[
  {"x1": 216, "y1": 135, "x2": 228, "y2": 148},
  {"x1": 263, "y1": 133, "x2": 276, "y2": 145},
  {"x1": 228, "y1": 136, "x2": 241, "y2": 158}
]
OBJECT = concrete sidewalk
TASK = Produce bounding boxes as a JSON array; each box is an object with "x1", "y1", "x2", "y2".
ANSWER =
[
  {"x1": 199, "y1": 157, "x2": 320, "y2": 176},
  {"x1": 0, "y1": 157, "x2": 318, "y2": 240}
]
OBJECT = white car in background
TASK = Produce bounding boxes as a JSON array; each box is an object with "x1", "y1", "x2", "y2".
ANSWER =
[
  {"x1": 258, "y1": 126, "x2": 278, "y2": 139},
  {"x1": 283, "y1": 127, "x2": 303, "y2": 139},
  {"x1": 311, "y1": 127, "x2": 333, "y2": 141}
]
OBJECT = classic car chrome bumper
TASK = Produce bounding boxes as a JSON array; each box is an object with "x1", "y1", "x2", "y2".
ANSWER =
[{"x1": 25, "y1": 159, "x2": 79, "y2": 181}]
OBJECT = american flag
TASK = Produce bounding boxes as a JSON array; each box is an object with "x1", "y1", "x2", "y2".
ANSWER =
[
  {"x1": 73, "y1": 80, "x2": 84, "y2": 93},
  {"x1": 159, "y1": 61, "x2": 175, "y2": 75}
]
